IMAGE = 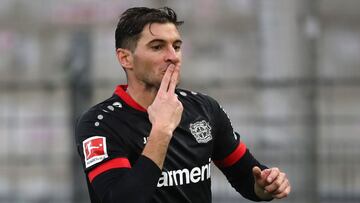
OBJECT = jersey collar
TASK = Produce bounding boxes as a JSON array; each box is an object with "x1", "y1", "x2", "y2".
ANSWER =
[{"x1": 114, "y1": 85, "x2": 147, "y2": 112}]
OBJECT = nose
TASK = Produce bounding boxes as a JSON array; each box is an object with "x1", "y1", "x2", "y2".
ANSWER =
[{"x1": 165, "y1": 46, "x2": 180, "y2": 64}]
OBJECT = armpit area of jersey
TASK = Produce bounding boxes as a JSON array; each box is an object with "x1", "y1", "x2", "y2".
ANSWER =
[{"x1": 91, "y1": 155, "x2": 161, "y2": 203}]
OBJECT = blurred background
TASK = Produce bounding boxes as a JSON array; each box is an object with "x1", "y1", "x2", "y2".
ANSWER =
[{"x1": 1, "y1": 0, "x2": 360, "y2": 202}]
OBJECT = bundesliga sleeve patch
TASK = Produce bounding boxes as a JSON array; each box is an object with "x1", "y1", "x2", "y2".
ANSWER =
[{"x1": 83, "y1": 136, "x2": 108, "y2": 168}]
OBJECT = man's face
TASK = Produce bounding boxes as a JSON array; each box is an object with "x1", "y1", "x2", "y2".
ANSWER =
[{"x1": 130, "y1": 23, "x2": 182, "y2": 89}]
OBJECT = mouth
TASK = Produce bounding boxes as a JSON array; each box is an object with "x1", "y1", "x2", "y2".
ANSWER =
[
  {"x1": 160, "y1": 63, "x2": 181, "y2": 76},
  {"x1": 160, "y1": 64, "x2": 171, "y2": 74}
]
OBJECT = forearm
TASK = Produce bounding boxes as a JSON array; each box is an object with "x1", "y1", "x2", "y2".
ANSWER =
[
  {"x1": 142, "y1": 125, "x2": 172, "y2": 169},
  {"x1": 216, "y1": 149, "x2": 270, "y2": 201},
  {"x1": 92, "y1": 155, "x2": 161, "y2": 203},
  {"x1": 90, "y1": 126, "x2": 173, "y2": 202}
]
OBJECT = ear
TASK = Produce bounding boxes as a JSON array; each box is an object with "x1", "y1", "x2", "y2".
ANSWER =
[{"x1": 116, "y1": 48, "x2": 133, "y2": 70}]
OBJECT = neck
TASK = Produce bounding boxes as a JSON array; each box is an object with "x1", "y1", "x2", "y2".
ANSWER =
[{"x1": 126, "y1": 82, "x2": 158, "y2": 109}]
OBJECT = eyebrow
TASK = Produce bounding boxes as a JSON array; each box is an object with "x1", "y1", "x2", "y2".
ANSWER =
[{"x1": 147, "y1": 39, "x2": 183, "y2": 45}]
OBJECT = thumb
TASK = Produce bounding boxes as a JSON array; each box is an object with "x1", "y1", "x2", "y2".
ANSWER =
[{"x1": 252, "y1": 166, "x2": 262, "y2": 180}]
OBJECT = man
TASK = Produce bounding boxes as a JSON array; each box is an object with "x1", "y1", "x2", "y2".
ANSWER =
[{"x1": 75, "y1": 7, "x2": 291, "y2": 203}]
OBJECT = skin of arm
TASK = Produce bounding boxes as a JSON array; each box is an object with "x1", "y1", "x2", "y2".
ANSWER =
[{"x1": 142, "y1": 64, "x2": 183, "y2": 169}]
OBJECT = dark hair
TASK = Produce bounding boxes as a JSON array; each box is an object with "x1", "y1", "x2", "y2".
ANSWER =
[{"x1": 115, "y1": 7, "x2": 183, "y2": 51}]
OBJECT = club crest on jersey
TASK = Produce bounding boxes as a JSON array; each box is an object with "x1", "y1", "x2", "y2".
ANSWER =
[
  {"x1": 189, "y1": 120, "x2": 212, "y2": 143},
  {"x1": 83, "y1": 136, "x2": 108, "y2": 168}
]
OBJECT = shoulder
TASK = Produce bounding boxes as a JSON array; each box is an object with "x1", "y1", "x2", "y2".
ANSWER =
[
  {"x1": 175, "y1": 88, "x2": 221, "y2": 110},
  {"x1": 77, "y1": 95, "x2": 124, "y2": 124},
  {"x1": 75, "y1": 95, "x2": 127, "y2": 137},
  {"x1": 175, "y1": 88, "x2": 218, "y2": 103}
]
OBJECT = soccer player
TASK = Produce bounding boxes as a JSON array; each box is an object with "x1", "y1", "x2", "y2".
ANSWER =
[{"x1": 75, "y1": 7, "x2": 291, "y2": 203}]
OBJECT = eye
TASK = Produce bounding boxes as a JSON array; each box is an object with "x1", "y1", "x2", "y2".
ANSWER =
[
  {"x1": 151, "y1": 45, "x2": 163, "y2": 51},
  {"x1": 173, "y1": 45, "x2": 181, "y2": 51}
]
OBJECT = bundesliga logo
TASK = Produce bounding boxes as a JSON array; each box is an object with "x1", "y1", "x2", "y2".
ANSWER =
[
  {"x1": 83, "y1": 136, "x2": 108, "y2": 168},
  {"x1": 189, "y1": 120, "x2": 212, "y2": 143}
]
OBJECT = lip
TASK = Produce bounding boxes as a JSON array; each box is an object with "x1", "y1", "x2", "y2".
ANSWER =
[
  {"x1": 160, "y1": 64, "x2": 171, "y2": 74},
  {"x1": 160, "y1": 63, "x2": 180, "y2": 74}
]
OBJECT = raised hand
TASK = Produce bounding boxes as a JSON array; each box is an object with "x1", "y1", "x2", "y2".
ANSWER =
[
  {"x1": 252, "y1": 166, "x2": 291, "y2": 200},
  {"x1": 142, "y1": 64, "x2": 183, "y2": 168},
  {"x1": 147, "y1": 64, "x2": 183, "y2": 136}
]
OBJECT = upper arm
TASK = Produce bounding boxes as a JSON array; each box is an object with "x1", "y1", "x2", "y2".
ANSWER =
[
  {"x1": 75, "y1": 109, "x2": 161, "y2": 203},
  {"x1": 75, "y1": 110, "x2": 131, "y2": 183},
  {"x1": 209, "y1": 99, "x2": 247, "y2": 165}
]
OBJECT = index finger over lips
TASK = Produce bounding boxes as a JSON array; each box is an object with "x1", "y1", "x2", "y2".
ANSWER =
[
  {"x1": 158, "y1": 64, "x2": 175, "y2": 93},
  {"x1": 167, "y1": 64, "x2": 180, "y2": 93}
]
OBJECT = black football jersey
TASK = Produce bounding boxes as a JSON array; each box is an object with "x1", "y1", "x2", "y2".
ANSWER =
[{"x1": 75, "y1": 85, "x2": 249, "y2": 203}]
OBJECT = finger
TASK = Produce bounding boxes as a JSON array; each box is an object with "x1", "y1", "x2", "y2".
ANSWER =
[
  {"x1": 264, "y1": 172, "x2": 285, "y2": 193},
  {"x1": 158, "y1": 64, "x2": 175, "y2": 93},
  {"x1": 269, "y1": 176, "x2": 288, "y2": 195},
  {"x1": 252, "y1": 166, "x2": 262, "y2": 180},
  {"x1": 266, "y1": 168, "x2": 280, "y2": 183},
  {"x1": 273, "y1": 185, "x2": 291, "y2": 199},
  {"x1": 262, "y1": 168, "x2": 272, "y2": 178},
  {"x1": 167, "y1": 64, "x2": 179, "y2": 93}
]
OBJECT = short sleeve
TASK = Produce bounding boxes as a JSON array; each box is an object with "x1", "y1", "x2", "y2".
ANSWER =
[
  {"x1": 209, "y1": 98, "x2": 247, "y2": 167},
  {"x1": 75, "y1": 109, "x2": 130, "y2": 176}
]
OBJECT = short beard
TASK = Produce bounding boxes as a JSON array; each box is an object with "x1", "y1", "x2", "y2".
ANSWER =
[{"x1": 140, "y1": 73, "x2": 180, "y2": 92}]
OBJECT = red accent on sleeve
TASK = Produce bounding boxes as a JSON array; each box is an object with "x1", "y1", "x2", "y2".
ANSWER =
[
  {"x1": 88, "y1": 157, "x2": 131, "y2": 183},
  {"x1": 214, "y1": 142, "x2": 247, "y2": 168}
]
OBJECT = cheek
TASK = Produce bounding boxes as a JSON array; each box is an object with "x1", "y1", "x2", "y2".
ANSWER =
[
  {"x1": 133, "y1": 57, "x2": 161, "y2": 81},
  {"x1": 132, "y1": 50, "x2": 167, "y2": 80},
  {"x1": 135, "y1": 52, "x2": 161, "y2": 68},
  {"x1": 178, "y1": 51, "x2": 182, "y2": 61}
]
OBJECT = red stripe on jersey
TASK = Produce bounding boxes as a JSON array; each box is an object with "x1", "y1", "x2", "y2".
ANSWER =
[
  {"x1": 88, "y1": 157, "x2": 131, "y2": 183},
  {"x1": 214, "y1": 142, "x2": 247, "y2": 168},
  {"x1": 114, "y1": 85, "x2": 147, "y2": 112}
]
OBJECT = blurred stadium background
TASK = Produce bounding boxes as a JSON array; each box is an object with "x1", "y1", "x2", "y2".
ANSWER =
[{"x1": 1, "y1": 0, "x2": 360, "y2": 202}]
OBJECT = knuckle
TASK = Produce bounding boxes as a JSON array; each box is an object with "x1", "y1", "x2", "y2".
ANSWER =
[
  {"x1": 269, "y1": 188, "x2": 276, "y2": 193},
  {"x1": 285, "y1": 179, "x2": 290, "y2": 186},
  {"x1": 177, "y1": 101, "x2": 183, "y2": 109},
  {"x1": 160, "y1": 94, "x2": 168, "y2": 100},
  {"x1": 265, "y1": 185, "x2": 274, "y2": 192}
]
